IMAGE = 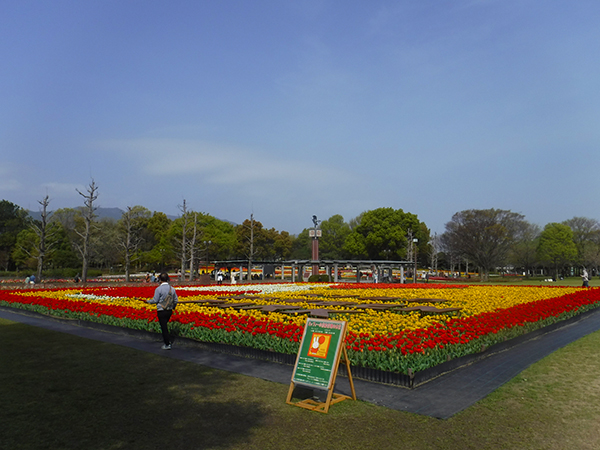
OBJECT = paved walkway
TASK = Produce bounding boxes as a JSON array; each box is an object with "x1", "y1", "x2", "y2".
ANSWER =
[{"x1": 3, "y1": 306, "x2": 600, "y2": 419}]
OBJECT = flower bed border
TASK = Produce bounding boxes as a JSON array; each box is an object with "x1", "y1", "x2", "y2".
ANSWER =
[{"x1": 3, "y1": 302, "x2": 599, "y2": 389}]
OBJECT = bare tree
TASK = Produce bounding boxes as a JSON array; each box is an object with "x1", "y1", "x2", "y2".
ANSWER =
[
  {"x1": 118, "y1": 206, "x2": 150, "y2": 282},
  {"x1": 508, "y1": 221, "x2": 541, "y2": 277},
  {"x1": 563, "y1": 217, "x2": 600, "y2": 269},
  {"x1": 178, "y1": 200, "x2": 189, "y2": 281},
  {"x1": 187, "y1": 212, "x2": 203, "y2": 281},
  {"x1": 584, "y1": 229, "x2": 600, "y2": 277},
  {"x1": 75, "y1": 179, "x2": 99, "y2": 283},
  {"x1": 234, "y1": 213, "x2": 258, "y2": 280},
  {"x1": 33, "y1": 195, "x2": 54, "y2": 280},
  {"x1": 441, "y1": 208, "x2": 526, "y2": 281},
  {"x1": 172, "y1": 201, "x2": 209, "y2": 281}
]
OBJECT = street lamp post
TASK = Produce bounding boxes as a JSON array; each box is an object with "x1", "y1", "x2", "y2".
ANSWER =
[
  {"x1": 311, "y1": 215, "x2": 321, "y2": 279},
  {"x1": 413, "y1": 238, "x2": 418, "y2": 283}
]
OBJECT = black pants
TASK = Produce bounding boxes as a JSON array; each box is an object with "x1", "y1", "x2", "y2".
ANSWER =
[{"x1": 157, "y1": 309, "x2": 173, "y2": 345}]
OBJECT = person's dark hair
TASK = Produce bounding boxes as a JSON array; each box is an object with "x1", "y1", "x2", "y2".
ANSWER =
[{"x1": 159, "y1": 272, "x2": 169, "y2": 283}]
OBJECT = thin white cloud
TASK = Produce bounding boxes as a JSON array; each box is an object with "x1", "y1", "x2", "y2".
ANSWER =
[
  {"x1": 0, "y1": 165, "x2": 22, "y2": 192},
  {"x1": 0, "y1": 178, "x2": 21, "y2": 192},
  {"x1": 98, "y1": 138, "x2": 353, "y2": 189}
]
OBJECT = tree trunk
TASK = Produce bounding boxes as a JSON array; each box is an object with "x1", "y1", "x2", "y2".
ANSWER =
[
  {"x1": 179, "y1": 200, "x2": 188, "y2": 281},
  {"x1": 76, "y1": 179, "x2": 98, "y2": 283},
  {"x1": 35, "y1": 195, "x2": 51, "y2": 281}
]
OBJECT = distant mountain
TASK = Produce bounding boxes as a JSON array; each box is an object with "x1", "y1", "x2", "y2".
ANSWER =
[
  {"x1": 28, "y1": 207, "x2": 126, "y2": 222},
  {"x1": 91, "y1": 207, "x2": 126, "y2": 221}
]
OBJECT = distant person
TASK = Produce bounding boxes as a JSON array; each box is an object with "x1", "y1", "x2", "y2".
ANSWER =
[
  {"x1": 29, "y1": 275, "x2": 36, "y2": 285},
  {"x1": 582, "y1": 268, "x2": 589, "y2": 287},
  {"x1": 74, "y1": 274, "x2": 81, "y2": 283},
  {"x1": 217, "y1": 270, "x2": 224, "y2": 285},
  {"x1": 147, "y1": 272, "x2": 178, "y2": 350},
  {"x1": 230, "y1": 271, "x2": 236, "y2": 285}
]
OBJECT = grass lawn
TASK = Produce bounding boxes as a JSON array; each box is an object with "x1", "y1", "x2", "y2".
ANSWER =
[
  {"x1": 429, "y1": 276, "x2": 595, "y2": 287},
  {"x1": 2, "y1": 317, "x2": 600, "y2": 450}
]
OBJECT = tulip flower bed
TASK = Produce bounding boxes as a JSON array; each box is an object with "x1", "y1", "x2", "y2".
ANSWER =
[{"x1": 1, "y1": 283, "x2": 599, "y2": 377}]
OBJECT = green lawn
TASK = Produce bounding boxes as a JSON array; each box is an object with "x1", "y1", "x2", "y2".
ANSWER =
[
  {"x1": 2, "y1": 317, "x2": 600, "y2": 450},
  {"x1": 429, "y1": 276, "x2": 594, "y2": 287}
]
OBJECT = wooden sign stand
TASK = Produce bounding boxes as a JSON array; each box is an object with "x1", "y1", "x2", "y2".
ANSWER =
[{"x1": 286, "y1": 319, "x2": 356, "y2": 414}]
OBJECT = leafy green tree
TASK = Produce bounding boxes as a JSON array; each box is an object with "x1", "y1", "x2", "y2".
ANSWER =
[
  {"x1": 417, "y1": 221, "x2": 432, "y2": 267},
  {"x1": 118, "y1": 206, "x2": 151, "y2": 281},
  {"x1": 258, "y1": 227, "x2": 279, "y2": 260},
  {"x1": 147, "y1": 235, "x2": 176, "y2": 272},
  {"x1": 442, "y1": 208, "x2": 527, "y2": 281},
  {"x1": 0, "y1": 200, "x2": 30, "y2": 271},
  {"x1": 344, "y1": 207, "x2": 425, "y2": 260},
  {"x1": 143, "y1": 212, "x2": 174, "y2": 271},
  {"x1": 12, "y1": 228, "x2": 38, "y2": 270},
  {"x1": 47, "y1": 222, "x2": 79, "y2": 269},
  {"x1": 290, "y1": 229, "x2": 311, "y2": 260},
  {"x1": 234, "y1": 216, "x2": 264, "y2": 263},
  {"x1": 51, "y1": 208, "x2": 84, "y2": 270},
  {"x1": 94, "y1": 219, "x2": 120, "y2": 271},
  {"x1": 253, "y1": 227, "x2": 293, "y2": 261},
  {"x1": 342, "y1": 231, "x2": 368, "y2": 259},
  {"x1": 13, "y1": 220, "x2": 80, "y2": 273},
  {"x1": 199, "y1": 213, "x2": 236, "y2": 261},
  {"x1": 537, "y1": 223, "x2": 578, "y2": 280},
  {"x1": 319, "y1": 215, "x2": 351, "y2": 260},
  {"x1": 273, "y1": 230, "x2": 293, "y2": 260},
  {"x1": 146, "y1": 212, "x2": 171, "y2": 243}
]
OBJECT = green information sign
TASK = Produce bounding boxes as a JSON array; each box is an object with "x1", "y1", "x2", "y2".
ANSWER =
[{"x1": 292, "y1": 318, "x2": 347, "y2": 390}]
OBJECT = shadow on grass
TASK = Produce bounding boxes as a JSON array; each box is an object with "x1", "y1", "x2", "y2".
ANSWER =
[{"x1": 1, "y1": 320, "x2": 266, "y2": 450}]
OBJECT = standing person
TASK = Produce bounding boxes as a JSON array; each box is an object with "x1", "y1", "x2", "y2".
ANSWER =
[
  {"x1": 147, "y1": 272, "x2": 178, "y2": 349},
  {"x1": 582, "y1": 268, "x2": 590, "y2": 287}
]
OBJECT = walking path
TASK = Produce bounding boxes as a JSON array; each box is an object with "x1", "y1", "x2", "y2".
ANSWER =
[{"x1": 3, "y1": 306, "x2": 600, "y2": 419}]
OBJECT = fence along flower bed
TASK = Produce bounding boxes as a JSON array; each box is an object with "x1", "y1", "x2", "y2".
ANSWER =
[{"x1": 1, "y1": 284, "x2": 599, "y2": 387}]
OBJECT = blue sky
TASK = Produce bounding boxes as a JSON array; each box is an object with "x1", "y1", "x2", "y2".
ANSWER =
[{"x1": 2, "y1": 0, "x2": 599, "y2": 235}]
